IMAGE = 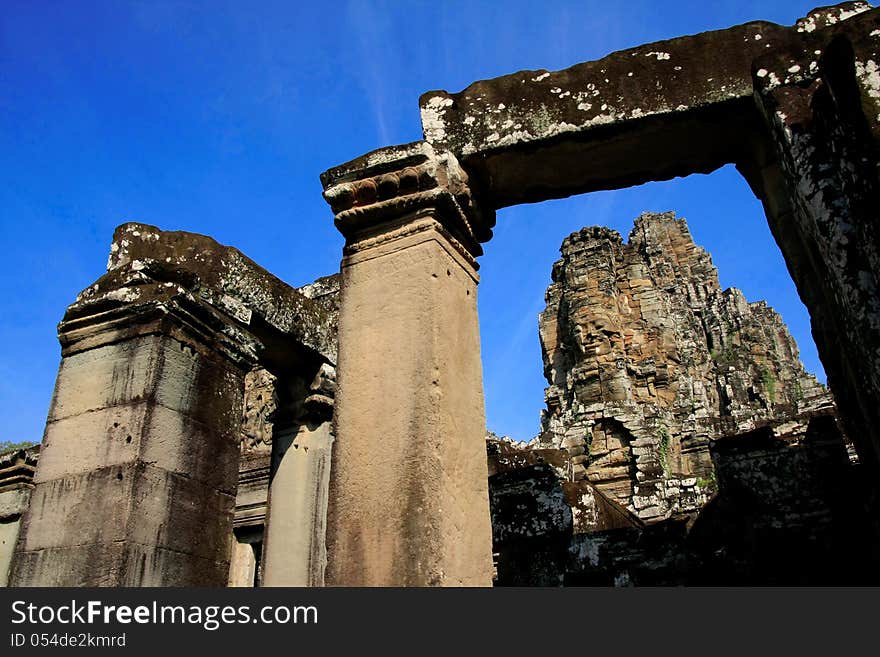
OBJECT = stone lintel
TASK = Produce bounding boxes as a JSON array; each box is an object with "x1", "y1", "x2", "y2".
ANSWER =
[
  {"x1": 750, "y1": 4, "x2": 880, "y2": 100},
  {"x1": 320, "y1": 141, "x2": 495, "y2": 258},
  {"x1": 418, "y1": 2, "x2": 875, "y2": 208}
]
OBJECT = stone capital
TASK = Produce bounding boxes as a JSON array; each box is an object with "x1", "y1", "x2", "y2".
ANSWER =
[
  {"x1": 59, "y1": 265, "x2": 263, "y2": 369},
  {"x1": 320, "y1": 141, "x2": 495, "y2": 259}
]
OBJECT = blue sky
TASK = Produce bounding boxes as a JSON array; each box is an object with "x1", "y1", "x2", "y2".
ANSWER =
[{"x1": 1, "y1": 1, "x2": 827, "y2": 443}]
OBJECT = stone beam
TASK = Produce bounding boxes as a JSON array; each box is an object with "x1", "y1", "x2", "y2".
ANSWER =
[
  {"x1": 320, "y1": 141, "x2": 495, "y2": 585},
  {"x1": 420, "y1": 2, "x2": 874, "y2": 209}
]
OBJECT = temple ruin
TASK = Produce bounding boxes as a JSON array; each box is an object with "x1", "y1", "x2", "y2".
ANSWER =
[
  {"x1": 4, "y1": 2, "x2": 880, "y2": 586},
  {"x1": 489, "y1": 212, "x2": 870, "y2": 585}
]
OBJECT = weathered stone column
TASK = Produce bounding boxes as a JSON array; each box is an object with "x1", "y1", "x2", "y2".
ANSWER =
[
  {"x1": 261, "y1": 364, "x2": 336, "y2": 586},
  {"x1": 320, "y1": 141, "x2": 495, "y2": 585},
  {"x1": 0, "y1": 448, "x2": 37, "y2": 587},
  {"x1": 9, "y1": 268, "x2": 258, "y2": 586},
  {"x1": 753, "y1": 15, "x2": 880, "y2": 480},
  {"x1": 227, "y1": 537, "x2": 259, "y2": 587}
]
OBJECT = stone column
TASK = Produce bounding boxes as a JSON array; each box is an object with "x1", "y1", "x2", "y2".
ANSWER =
[
  {"x1": 0, "y1": 448, "x2": 37, "y2": 587},
  {"x1": 261, "y1": 364, "x2": 336, "y2": 587},
  {"x1": 227, "y1": 539, "x2": 258, "y2": 587},
  {"x1": 320, "y1": 141, "x2": 495, "y2": 586},
  {"x1": 753, "y1": 29, "x2": 880, "y2": 480},
  {"x1": 9, "y1": 270, "x2": 258, "y2": 586}
]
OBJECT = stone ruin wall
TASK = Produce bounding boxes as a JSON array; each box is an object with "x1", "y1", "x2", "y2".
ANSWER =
[
  {"x1": 2, "y1": 212, "x2": 864, "y2": 587},
  {"x1": 537, "y1": 211, "x2": 837, "y2": 522},
  {"x1": 2, "y1": 220, "x2": 343, "y2": 587},
  {"x1": 489, "y1": 411, "x2": 866, "y2": 585},
  {"x1": 6, "y1": 2, "x2": 880, "y2": 587},
  {"x1": 488, "y1": 212, "x2": 871, "y2": 585}
]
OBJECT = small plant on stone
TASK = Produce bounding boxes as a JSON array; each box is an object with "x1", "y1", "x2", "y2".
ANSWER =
[
  {"x1": 759, "y1": 365, "x2": 776, "y2": 403},
  {"x1": 657, "y1": 425, "x2": 670, "y2": 472},
  {"x1": 696, "y1": 470, "x2": 717, "y2": 493}
]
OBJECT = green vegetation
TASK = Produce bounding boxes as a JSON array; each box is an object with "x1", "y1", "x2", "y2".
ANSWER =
[
  {"x1": 657, "y1": 425, "x2": 670, "y2": 471},
  {"x1": 793, "y1": 379, "x2": 803, "y2": 403},
  {"x1": 696, "y1": 471, "x2": 718, "y2": 493},
  {"x1": 583, "y1": 429, "x2": 593, "y2": 455},
  {"x1": 711, "y1": 340, "x2": 738, "y2": 364},
  {"x1": 0, "y1": 440, "x2": 37, "y2": 455},
  {"x1": 759, "y1": 365, "x2": 776, "y2": 404}
]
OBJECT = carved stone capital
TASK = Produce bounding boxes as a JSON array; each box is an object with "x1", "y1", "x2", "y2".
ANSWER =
[
  {"x1": 303, "y1": 362, "x2": 336, "y2": 420},
  {"x1": 320, "y1": 141, "x2": 495, "y2": 258},
  {"x1": 59, "y1": 264, "x2": 263, "y2": 368}
]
